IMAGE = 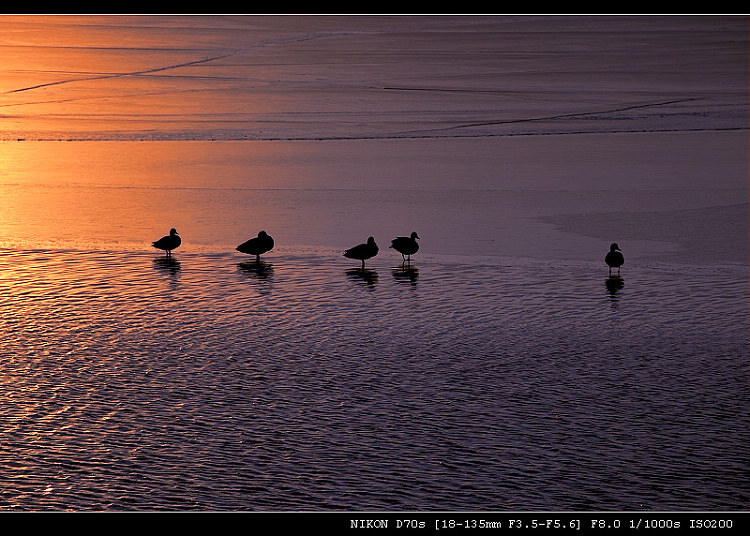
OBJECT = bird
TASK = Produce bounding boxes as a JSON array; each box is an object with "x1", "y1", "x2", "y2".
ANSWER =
[
  {"x1": 605, "y1": 243, "x2": 624, "y2": 275},
  {"x1": 390, "y1": 231, "x2": 420, "y2": 263},
  {"x1": 236, "y1": 230, "x2": 274, "y2": 261},
  {"x1": 152, "y1": 228, "x2": 181, "y2": 257},
  {"x1": 344, "y1": 236, "x2": 379, "y2": 269}
]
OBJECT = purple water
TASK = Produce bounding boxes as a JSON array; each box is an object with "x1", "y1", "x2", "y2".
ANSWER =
[{"x1": 0, "y1": 15, "x2": 747, "y2": 511}]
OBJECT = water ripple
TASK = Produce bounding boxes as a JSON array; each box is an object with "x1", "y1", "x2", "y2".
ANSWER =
[{"x1": 0, "y1": 248, "x2": 747, "y2": 510}]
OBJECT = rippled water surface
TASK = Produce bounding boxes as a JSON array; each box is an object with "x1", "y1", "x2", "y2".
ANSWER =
[
  {"x1": 0, "y1": 15, "x2": 747, "y2": 512},
  {"x1": 1, "y1": 247, "x2": 747, "y2": 510}
]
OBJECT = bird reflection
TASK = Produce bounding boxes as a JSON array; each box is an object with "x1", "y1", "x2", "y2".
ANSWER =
[
  {"x1": 153, "y1": 255, "x2": 181, "y2": 275},
  {"x1": 346, "y1": 267, "x2": 378, "y2": 288},
  {"x1": 153, "y1": 256, "x2": 181, "y2": 289},
  {"x1": 392, "y1": 264, "x2": 419, "y2": 285},
  {"x1": 238, "y1": 260, "x2": 273, "y2": 280},
  {"x1": 605, "y1": 275, "x2": 624, "y2": 306}
]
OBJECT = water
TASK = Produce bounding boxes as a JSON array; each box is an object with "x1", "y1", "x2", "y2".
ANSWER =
[
  {"x1": 0, "y1": 247, "x2": 747, "y2": 510},
  {"x1": 0, "y1": 15, "x2": 748, "y2": 511}
]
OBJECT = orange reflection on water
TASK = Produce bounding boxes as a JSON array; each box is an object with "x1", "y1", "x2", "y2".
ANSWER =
[
  {"x1": 0, "y1": 15, "x2": 259, "y2": 141},
  {"x1": 0, "y1": 140, "x2": 302, "y2": 252}
]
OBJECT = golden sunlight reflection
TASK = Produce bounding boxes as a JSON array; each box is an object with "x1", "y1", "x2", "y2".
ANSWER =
[
  {"x1": 0, "y1": 15, "x2": 263, "y2": 141},
  {"x1": 0, "y1": 140, "x2": 305, "y2": 252},
  {"x1": 0, "y1": 15, "x2": 748, "y2": 513}
]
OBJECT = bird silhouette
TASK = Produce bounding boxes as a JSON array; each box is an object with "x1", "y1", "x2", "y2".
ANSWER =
[
  {"x1": 152, "y1": 228, "x2": 181, "y2": 257},
  {"x1": 390, "y1": 231, "x2": 420, "y2": 264},
  {"x1": 344, "y1": 236, "x2": 379, "y2": 269},
  {"x1": 605, "y1": 243, "x2": 624, "y2": 275},
  {"x1": 236, "y1": 230, "x2": 274, "y2": 261}
]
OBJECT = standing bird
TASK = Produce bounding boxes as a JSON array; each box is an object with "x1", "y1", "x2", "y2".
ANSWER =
[
  {"x1": 344, "y1": 236, "x2": 379, "y2": 269},
  {"x1": 390, "y1": 231, "x2": 420, "y2": 264},
  {"x1": 605, "y1": 243, "x2": 624, "y2": 276},
  {"x1": 152, "y1": 228, "x2": 181, "y2": 257},
  {"x1": 237, "y1": 230, "x2": 274, "y2": 261}
]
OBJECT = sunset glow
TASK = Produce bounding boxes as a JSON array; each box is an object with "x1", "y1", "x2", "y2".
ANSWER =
[
  {"x1": 0, "y1": 15, "x2": 273, "y2": 141},
  {"x1": 0, "y1": 15, "x2": 747, "y2": 516}
]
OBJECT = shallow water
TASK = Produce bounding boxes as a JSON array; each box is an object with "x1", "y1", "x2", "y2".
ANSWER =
[
  {"x1": 0, "y1": 247, "x2": 747, "y2": 510},
  {"x1": 0, "y1": 15, "x2": 748, "y2": 512}
]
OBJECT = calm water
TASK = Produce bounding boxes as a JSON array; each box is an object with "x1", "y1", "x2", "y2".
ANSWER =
[{"x1": 0, "y1": 15, "x2": 748, "y2": 511}]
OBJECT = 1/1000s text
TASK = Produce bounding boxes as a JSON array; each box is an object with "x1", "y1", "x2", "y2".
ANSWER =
[{"x1": 348, "y1": 515, "x2": 739, "y2": 531}]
